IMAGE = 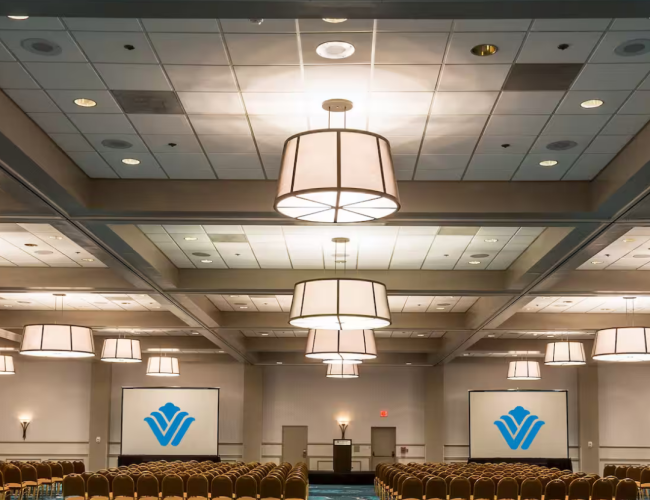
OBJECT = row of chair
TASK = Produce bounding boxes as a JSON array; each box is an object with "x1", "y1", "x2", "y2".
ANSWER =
[{"x1": 0, "y1": 460, "x2": 85, "y2": 500}]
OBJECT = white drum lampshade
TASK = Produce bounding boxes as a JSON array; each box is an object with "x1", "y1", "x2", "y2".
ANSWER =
[
  {"x1": 326, "y1": 363, "x2": 359, "y2": 378},
  {"x1": 507, "y1": 360, "x2": 541, "y2": 380},
  {"x1": 592, "y1": 327, "x2": 650, "y2": 362},
  {"x1": 290, "y1": 278, "x2": 390, "y2": 330},
  {"x1": 146, "y1": 356, "x2": 180, "y2": 376},
  {"x1": 0, "y1": 355, "x2": 15, "y2": 375},
  {"x1": 275, "y1": 129, "x2": 400, "y2": 223},
  {"x1": 545, "y1": 342, "x2": 586, "y2": 366},
  {"x1": 305, "y1": 329, "x2": 377, "y2": 361},
  {"x1": 101, "y1": 339, "x2": 142, "y2": 363},
  {"x1": 20, "y1": 324, "x2": 95, "y2": 358}
]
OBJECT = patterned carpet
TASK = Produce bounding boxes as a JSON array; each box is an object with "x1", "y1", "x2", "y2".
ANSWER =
[{"x1": 309, "y1": 484, "x2": 379, "y2": 500}]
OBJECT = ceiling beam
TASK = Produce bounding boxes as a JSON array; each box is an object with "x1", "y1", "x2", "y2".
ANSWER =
[
  {"x1": 0, "y1": 268, "x2": 138, "y2": 291},
  {"x1": 0, "y1": 310, "x2": 186, "y2": 329},
  {"x1": 245, "y1": 337, "x2": 443, "y2": 353},
  {"x1": 499, "y1": 312, "x2": 626, "y2": 330},
  {"x1": 536, "y1": 270, "x2": 650, "y2": 294},
  {"x1": 254, "y1": 351, "x2": 431, "y2": 366}
]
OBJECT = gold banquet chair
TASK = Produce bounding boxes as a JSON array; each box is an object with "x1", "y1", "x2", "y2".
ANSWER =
[
  {"x1": 63, "y1": 474, "x2": 86, "y2": 500},
  {"x1": 88, "y1": 474, "x2": 110, "y2": 500},
  {"x1": 162, "y1": 475, "x2": 184, "y2": 500},
  {"x1": 187, "y1": 475, "x2": 209, "y2": 500}
]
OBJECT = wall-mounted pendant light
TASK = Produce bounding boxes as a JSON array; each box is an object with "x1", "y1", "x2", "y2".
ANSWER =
[
  {"x1": 146, "y1": 356, "x2": 180, "y2": 376},
  {"x1": 545, "y1": 341, "x2": 586, "y2": 366},
  {"x1": 305, "y1": 329, "x2": 377, "y2": 361},
  {"x1": 0, "y1": 355, "x2": 15, "y2": 375},
  {"x1": 326, "y1": 363, "x2": 359, "y2": 379},
  {"x1": 275, "y1": 99, "x2": 399, "y2": 223},
  {"x1": 593, "y1": 297, "x2": 650, "y2": 362},
  {"x1": 507, "y1": 360, "x2": 541, "y2": 380},
  {"x1": 101, "y1": 339, "x2": 142, "y2": 363}
]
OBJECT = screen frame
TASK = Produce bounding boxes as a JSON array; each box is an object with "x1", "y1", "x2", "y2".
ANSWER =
[
  {"x1": 120, "y1": 386, "x2": 220, "y2": 457},
  {"x1": 468, "y1": 389, "x2": 569, "y2": 460}
]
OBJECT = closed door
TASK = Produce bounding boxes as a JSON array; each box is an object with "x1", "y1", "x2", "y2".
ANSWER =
[
  {"x1": 371, "y1": 427, "x2": 396, "y2": 469},
  {"x1": 282, "y1": 426, "x2": 308, "y2": 465}
]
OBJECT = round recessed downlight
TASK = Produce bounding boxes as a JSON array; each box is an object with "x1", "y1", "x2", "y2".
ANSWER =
[
  {"x1": 591, "y1": 260, "x2": 603, "y2": 264},
  {"x1": 540, "y1": 160, "x2": 558, "y2": 167},
  {"x1": 468, "y1": 261, "x2": 481, "y2": 265},
  {"x1": 200, "y1": 259, "x2": 213, "y2": 263},
  {"x1": 82, "y1": 258, "x2": 95, "y2": 262},
  {"x1": 20, "y1": 38, "x2": 62, "y2": 56},
  {"x1": 316, "y1": 41, "x2": 355, "y2": 59},
  {"x1": 74, "y1": 98, "x2": 97, "y2": 108},
  {"x1": 323, "y1": 18, "x2": 347, "y2": 23},
  {"x1": 8, "y1": 15, "x2": 29, "y2": 20},
  {"x1": 184, "y1": 237, "x2": 197, "y2": 241},
  {"x1": 615, "y1": 39, "x2": 650, "y2": 57},
  {"x1": 484, "y1": 238, "x2": 498, "y2": 243},
  {"x1": 471, "y1": 44, "x2": 498, "y2": 56},
  {"x1": 581, "y1": 99, "x2": 604, "y2": 109},
  {"x1": 121, "y1": 158, "x2": 140, "y2": 165}
]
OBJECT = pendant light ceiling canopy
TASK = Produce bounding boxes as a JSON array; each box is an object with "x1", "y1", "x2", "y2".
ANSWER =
[
  {"x1": 593, "y1": 297, "x2": 650, "y2": 362},
  {"x1": 20, "y1": 324, "x2": 95, "y2": 358},
  {"x1": 275, "y1": 100, "x2": 400, "y2": 223},
  {"x1": 146, "y1": 356, "x2": 180, "y2": 376},
  {"x1": 101, "y1": 339, "x2": 142, "y2": 363},
  {"x1": 507, "y1": 360, "x2": 541, "y2": 380},
  {"x1": 326, "y1": 362, "x2": 359, "y2": 379},
  {"x1": 545, "y1": 341, "x2": 586, "y2": 366},
  {"x1": 290, "y1": 278, "x2": 390, "y2": 330},
  {"x1": 305, "y1": 329, "x2": 377, "y2": 361},
  {"x1": 0, "y1": 355, "x2": 15, "y2": 375}
]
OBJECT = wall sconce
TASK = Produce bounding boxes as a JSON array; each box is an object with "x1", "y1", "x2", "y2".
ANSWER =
[
  {"x1": 19, "y1": 416, "x2": 30, "y2": 440},
  {"x1": 338, "y1": 420, "x2": 349, "y2": 439}
]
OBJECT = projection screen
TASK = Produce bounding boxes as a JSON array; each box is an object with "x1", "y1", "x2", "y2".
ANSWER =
[
  {"x1": 121, "y1": 387, "x2": 219, "y2": 456},
  {"x1": 469, "y1": 390, "x2": 568, "y2": 459}
]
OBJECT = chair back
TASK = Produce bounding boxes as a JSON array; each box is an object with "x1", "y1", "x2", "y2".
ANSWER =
[
  {"x1": 545, "y1": 479, "x2": 567, "y2": 500},
  {"x1": 260, "y1": 475, "x2": 283, "y2": 500},
  {"x1": 616, "y1": 478, "x2": 638, "y2": 500},
  {"x1": 212, "y1": 475, "x2": 234, "y2": 500},
  {"x1": 568, "y1": 478, "x2": 590, "y2": 500},
  {"x1": 615, "y1": 467, "x2": 628, "y2": 480},
  {"x1": 425, "y1": 476, "x2": 447, "y2": 500},
  {"x1": 188, "y1": 474, "x2": 209, "y2": 500},
  {"x1": 521, "y1": 478, "x2": 542, "y2": 500},
  {"x1": 592, "y1": 479, "x2": 613, "y2": 500},
  {"x1": 88, "y1": 474, "x2": 110, "y2": 499},
  {"x1": 162, "y1": 474, "x2": 184, "y2": 500},
  {"x1": 61, "y1": 462, "x2": 74, "y2": 476},
  {"x1": 627, "y1": 467, "x2": 642, "y2": 482},
  {"x1": 63, "y1": 474, "x2": 86, "y2": 500},
  {"x1": 4, "y1": 464, "x2": 21, "y2": 486},
  {"x1": 402, "y1": 477, "x2": 423, "y2": 500},
  {"x1": 113, "y1": 474, "x2": 135, "y2": 498},
  {"x1": 21, "y1": 464, "x2": 38, "y2": 483},
  {"x1": 497, "y1": 477, "x2": 518, "y2": 500},
  {"x1": 641, "y1": 468, "x2": 650, "y2": 486},
  {"x1": 450, "y1": 477, "x2": 470, "y2": 500},
  {"x1": 603, "y1": 465, "x2": 616, "y2": 478},
  {"x1": 284, "y1": 476, "x2": 306, "y2": 500},
  {"x1": 73, "y1": 461, "x2": 85, "y2": 474},
  {"x1": 37, "y1": 463, "x2": 52, "y2": 481},
  {"x1": 137, "y1": 473, "x2": 159, "y2": 500},
  {"x1": 473, "y1": 477, "x2": 495, "y2": 500}
]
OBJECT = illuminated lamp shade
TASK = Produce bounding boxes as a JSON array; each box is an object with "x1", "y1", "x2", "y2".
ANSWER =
[
  {"x1": 326, "y1": 363, "x2": 359, "y2": 378},
  {"x1": 0, "y1": 355, "x2": 15, "y2": 375},
  {"x1": 507, "y1": 360, "x2": 541, "y2": 380},
  {"x1": 146, "y1": 356, "x2": 180, "y2": 376},
  {"x1": 290, "y1": 278, "x2": 390, "y2": 330},
  {"x1": 592, "y1": 327, "x2": 650, "y2": 362},
  {"x1": 545, "y1": 341, "x2": 586, "y2": 366},
  {"x1": 275, "y1": 129, "x2": 400, "y2": 222},
  {"x1": 305, "y1": 329, "x2": 377, "y2": 361},
  {"x1": 101, "y1": 339, "x2": 142, "y2": 363},
  {"x1": 20, "y1": 324, "x2": 95, "y2": 358}
]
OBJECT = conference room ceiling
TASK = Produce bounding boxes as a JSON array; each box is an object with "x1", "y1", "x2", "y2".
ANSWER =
[{"x1": 2, "y1": 5, "x2": 650, "y2": 365}]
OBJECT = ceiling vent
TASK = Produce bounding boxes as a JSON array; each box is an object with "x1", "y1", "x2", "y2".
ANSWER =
[
  {"x1": 503, "y1": 63, "x2": 583, "y2": 91},
  {"x1": 111, "y1": 90, "x2": 184, "y2": 114}
]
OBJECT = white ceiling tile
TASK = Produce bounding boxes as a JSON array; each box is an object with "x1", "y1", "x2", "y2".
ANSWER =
[
  {"x1": 220, "y1": 19, "x2": 296, "y2": 33},
  {"x1": 299, "y1": 19, "x2": 373, "y2": 32},
  {"x1": 517, "y1": 32, "x2": 602, "y2": 63},
  {"x1": 446, "y1": 32, "x2": 525, "y2": 64},
  {"x1": 556, "y1": 90, "x2": 631, "y2": 114},
  {"x1": 372, "y1": 65, "x2": 440, "y2": 92},
  {"x1": 426, "y1": 115, "x2": 488, "y2": 136},
  {"x1": 27, "y1": 112, "x2": 77, "y2": 133},
  {"x1": 49, "y1": 133, "x2": 94, "y2": 152},
  {"x1": 199, "y1": 135, "x2": 256, "y2": 153},
  {"x1": 242, "y1": 92, "x2": 306, "y2": 115},
  {"x1": 303, "y1": 65, "x2": 370, "y2": 91},
  {"x1": 432, "y1": 92, "x2": 498, "y2": 115},
  {"x1": 189, "y1": 115, "x2": 251, "y2": 135},
  {"x1": 421, "y1": 135, "x2": 478, "y2": 154},
  {"x1": 438, "y1": 64, "x2": 510, "y2": 91},
  {"x1": 225, "y1": 34, "x2": 299, "y2": 65},
  {"x1": 141, "y1": 134, "x2": 202, "y2": 153},
  {"x1": 85, "y1": 133, "x2": 149, "y2": 152},
  {"x1": 484, "y1": 115, "x2": 548, "y2": 135},
  {"x1": 392, "y1": 155, "x2": 417, "y2": 171},
  {"x1": 463, "y1": 169, "x2": 516, "y2": 181},
  {"x1": 530, "y1": 134, "x2": 594, "y2": 154},
  {"x1": 63, "y1": 18, "x2": 142, "y2": 31},
  {"x1": 513, "y1": 154, "x2": 577, "y2": 180},
  {"x1": 72, "y1": 31, "x2": 157, "y2": 63},
  {"x1": 610, "y1": 19, "x2": 650, "y2": 31},
  {"x1": 475, "y1": 135, "x2": 536, "y2": 154},
  {"x1": 4, "y1": 89, "x2": 58, "y2": 112},
  {"x1": 572, "y1": 63, "x2": 650, "y2": 90},
  {"x1": 68, "y1": 113, "x2": 135, "y2": 134},
  {"x1": 542, "y1": 114, "x2": 610, "y2": 135},
  {"x1": 531, "y1": 19, "x2": 611, "y2": 31},
  {"x1": 453, "y1": 19, "x2": 531, "y2": 32},
  {"x1": 376, "y1": 20, "x2": 452, "y2": 32},
  {"x1": 165, "y1": 65, "x2": 235, "y2": 92},
  {"x1": 590, "y1": 31, "x2": 650, "y2": 63},
  {"x1": 385, "y1": 136, "x2": 422, "y2": 155},
  {"x1": 415, "y1": 169, "x2": 464, "y2": 180},
  {"x1": 216, "y1": 169, "x2": 265, "y2": 179},
  {"x1": 47, "y1": 89, "x2": 122, "y2": 113},
  {"x1": 395, "y1": 170, "x2": 413, "y2": 181},
  {"x1": 128, "y1": 114, "x2": 193, "y2": 135},
  {"x1": 208, "y1": 153, "x2": 262, "y2": 170},
  {"x1": 417, "y1": 154, "x2": 471, "y2": 171},
  {"x1": 0, "y1": 18, "x2": 65, "y2": 30},
  {"x1": 178, "y1": 92, "x2": 244, "y2": 114},
  {"x1": 369, "y1": 92, "x2": 432, "y2": 115},
  {"x1": 254, "y1": 135, "x2": 286, "y2": 154},
  {"x1": 601, "y1": 114, "x2": 650, "y2": 134},
  {"x1": 0, "y1": 30, "x2": 86, "y2": 62},
  {"x1": 368, "y1": 115, "x2": 427, "y2": 136},
  {"x1": 375, "y1": 33, "x2": 448, "y2": 64},
  {"x1": 67, "y1": 151, "x2": 117, "y2": 178},
  {"x1": 142, "y1": 19, "x2": 220, "y2": 32},
  {"x1": 23, "y1": 62, "x2": 104, "y2": 89},
  {"x1": 466, "y1": 154, "x2": 524, "y2": 171},
  {"x1": 249, "y1": 115, "x2": 307, "y2": 136},
  {"x1": 562, "y1": 153, "x2": 616, "y2": 180},
  {"x1": 93, "y1": 63, "x2": 171, "y2": 91},
  {"x1": 302, "y1": 33, "x2": 372, "y2": 65},
  {"x1": 261, "y1": 154, "x2": 281, "y2": 172},
  {"x1": 100, "y1": 151, "x2": 167, "y2": 178},
  {"x1": 494, "y1": 91, "x2": 564, "y2": 115},
  {"x1": 235, "y1": 66, "x2": 302, "y2": 92},
  {"x1": 155, "y1": 153, "x2": 216, "y2": 179},
  {"x1": 618, "y1": 91, "x2": 650, "y2": 114},
  {"x1": 149, "y1": 33, "x2": 227, "y2": 64},
  {"x1": 584, "y1": 134, "x2": 632, "y2": 154}
]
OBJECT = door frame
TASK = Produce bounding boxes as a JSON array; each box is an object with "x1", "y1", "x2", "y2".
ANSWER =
[
  {"x1": 282, "y1": 425, "x2": 309, "y2": 465},
  {"x1": 371, "y1": 426, "x2": 396, "y2": 468}
]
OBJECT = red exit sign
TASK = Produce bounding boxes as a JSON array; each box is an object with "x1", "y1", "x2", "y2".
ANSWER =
[{"x1": 380, "y1": 410, "x2": 388, "y2": 417}]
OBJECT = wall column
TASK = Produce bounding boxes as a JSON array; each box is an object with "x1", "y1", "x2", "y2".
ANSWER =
[
  {"x1": 424, "y1": 366, "x2": 445, "y2": 463},
  {"x1": 88, "y1": 361, "x2": 112, "y2": 470},
  {"x1": 578, "y1": 365, "x2": 600, "y2": 473},
  {"x1": 243, "y1": 365, "x2": 263, "y2": 462}
]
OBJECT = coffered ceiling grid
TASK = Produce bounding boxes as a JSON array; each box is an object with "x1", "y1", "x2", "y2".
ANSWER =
[{"x1": 2, "y1": 17, "x2": 650, "y2": 181}]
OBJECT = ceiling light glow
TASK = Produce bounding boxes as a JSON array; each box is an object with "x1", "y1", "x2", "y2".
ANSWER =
[
  {"x1": 539, "y1": 160, "x2": 558, "y2": 167},
  {"x1": 471, "y1": 44, "x2": 498, "y2": 56},
  {"x1": 581, "y1": 99, "x2": 604, "y2": 109},
  {"x1": 468, "y1": 261, "x2": 481, "y2": 265},
  {"x1": 74, "y1": 98, "x2": 97, "y2": 108},
  {"x1": 8, "y1": 15, "x2": 29, "y2": 20},
  {"x1": 121, "y1": 158, "x2": 140, "y2": 165},
  {"x1": 316, "y1": 41, "x2": 356, "y2": 59},
  {"x1": 484, "y1": 238, "x2": 498, "y2": 243},
  {"x1": 323, "y1": 18, "x2": 347, "y2": 23}
]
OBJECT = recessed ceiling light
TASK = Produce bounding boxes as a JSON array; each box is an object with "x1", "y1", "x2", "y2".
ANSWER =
[
  {"x1": 74, "y1": 98, "x2": 97, "y2": 108},
  {"x1": 539, "y1": 160, "x2": 558, "y2": 167},
  {"x1": 615, "y1": 39, "x2": 650, "y2": 57},
  {"x1": 487, "y1": 334, "x2": 495, "y2": 338},
  {"x1": 276, "y1": 361, "x2": 283, "y2": 365},
  {"x1": 191, "y1": 331, "x2": 200, "y2": 335},
  {"x1": 484, "y1": 238, "x2": 498, "y2": 243},
  {"x1": 4, "y1": 305, "x2": 12, "y2": 308},
  {"x1": 121, "y1": 158, "x2": 140, "y2": 165},
  {"x1": 261, "y1": 333, "x2": 269, "y2": 336},
  {"x1": 8, "y1": 15, "x2": 29, "y2": 20},
  {"x1": 591, "y1": 260, "x2": 603, "y2": 264},
  {"x1": 468, "y1": 260, "x2": 481, "y2": 265},
  {"x1": 436, "y1": 307, "x2": 445, "y2": 310},
  {"x1": 218, "y1": 350, "x2": 224, "y2": 353},
  {"x1": 406, "y1": 362, "x2": 412, "y2": 365},
  {"x1": 239, "y1": 306, "x2": 248, "y2": 309},
  {"x1": 323, "y1": 18, "x2": 347, "y2": 23},
  {"x1": 581, "y1": 99, "x2": 604, "y2": 109},
  {"x1": 471, "y1": 44, "x2": 498, "y2": 56},
  {"x1": 49, "y1": 236, "x2": 63, "y2": 240},
  {"x1": 417, "y1": 334, "x2": 425, "y2": 337},
  {"x1": 184, "y1": 237, "x2": 198, "y2": 241},
  {"x1": 623, "y1": 238, "x2": 635, "y2": 243},
  {"x1": 200, "y1": 259, "x2": 213, "y2": 263},
  {"x1": 316, "y1": 40, "x2": 355, "y2": 59},
  {"x1": 82, "y1": 258, "x2": 94, "y2": 262},
  {"x1": 17, "y1": 301, "x2": 31, "y2": 304}
]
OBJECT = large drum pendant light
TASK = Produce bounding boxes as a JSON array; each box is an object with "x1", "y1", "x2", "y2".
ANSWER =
[
  {"x1": 101, "y1": 338, "x2": 142, "y2": 363},
  {"x1": 305, "y1": 329, "x2": 377, "y2": 361},
  {"x1": 593, "y1": 297, "x2": 650, "y2": 362},
  {"x1": 545, "y1": 341, "x2": 586, "y2": 366},
  {"x1": 326, "y1": 362, "x2": 359, "y2": 379},
  {"x1": 0, "y1": 355, "x2": 15, "y2": 375},
  {"x1": 507, "y1": 360, "x2": 541, "y2": 380},
  {"x1": 274, "y1": 99, "x2": 400, "y2": 223}
]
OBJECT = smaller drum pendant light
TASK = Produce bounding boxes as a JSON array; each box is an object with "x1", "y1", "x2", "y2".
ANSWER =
[
  {"x1": 592, "y1": 297, "x2": 650, "y2": 362},
  {"x1": 326, "y1": 363, "x2": 359, "y2": 378},
  {"x1": 0, "y1": 355, "x2": 15, "y2": 375},
  {"x1": 305, "y1": 329, "x2": 377, "y2": 361},
  {"x1": 545, "y1": 341, "x2": 586, "y2": 366},
  {"x1": 507, "y1": 360, "x2": 541, "y2": 380},
  {"x1": 146, "y1": 356, "x2": 180, "y2": 376},
  {"x1": 101, "y1": 338, "x2": 142, "y2": 363}
]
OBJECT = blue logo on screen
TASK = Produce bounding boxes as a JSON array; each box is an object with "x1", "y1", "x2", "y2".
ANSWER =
[
  {"x1": 144, "y1": 402, "x2": 195, "y2": 447},
  {"x1": 494, "y1": 406, "x2": 545, "y2": 450}
]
